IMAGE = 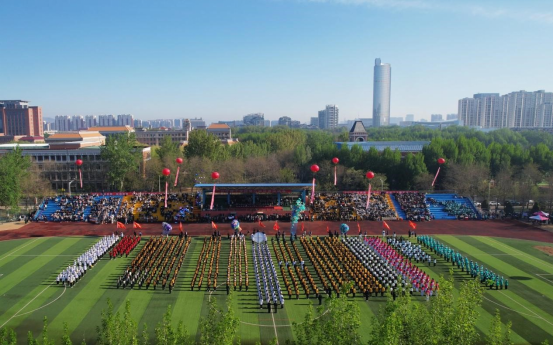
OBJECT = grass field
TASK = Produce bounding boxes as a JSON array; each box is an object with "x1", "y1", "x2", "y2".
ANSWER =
[{"x1": 1, "y1": 234, "x2": 553, "y2": 344}]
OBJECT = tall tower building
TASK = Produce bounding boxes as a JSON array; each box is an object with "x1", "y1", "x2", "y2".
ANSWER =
[
  {"x1": 0, "y1": 100, "x2": 43, "y2": 137},
  {"x1": 372, "y1": 58, "x2": 391, "y2": 127},
  {"x1": 318, "y1": 105, "x2": 339, "y2": 129}
]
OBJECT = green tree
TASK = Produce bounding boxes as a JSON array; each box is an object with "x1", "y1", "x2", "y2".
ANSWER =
[
  {"x1": 41, "y1": 316, "x2": 50, "y2": 345},
  {"x1": 0, "y1": 327, "x2": 17, "y2": 345},
  {"x1": 122, "y1": 300, "x2": 138, "y2": 345},
  {"x1": 199, "y1": 293, "x2": 240, "y2": 345},
  {"x1": 487, "y1": 309, "x2": 513, "y2": 345},
  {"x1": 141, "y1": 323, "x2": 149, "y2": 346},
  {"x1": 100, "y1": 133, "x2": 142, "y2": 191},
  {"x1": 294, "y1": 282, "x2": 361, "y2": 345},
  {"x1": 155, "y1": 135, "x2": 181, "y2": 163},
  {"x1": 185, "y1": 130, "x2": 221, "y2": 161},
  {"x1": 155, "y1": 305, "x2": 175, "y2": 345},
  {"x1": 0, "y1": 146, "x2": 32, "y2": 212},
  {"x1": 61, "y1": 322, "x2": 72, "y2": 345},
  {"x1": 27, "y1": 331, "x2": 37, "y2": 345}
]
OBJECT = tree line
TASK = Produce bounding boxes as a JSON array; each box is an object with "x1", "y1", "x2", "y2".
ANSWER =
[{"x1": 4, "y1": 126, "x2": 553, "y2": 213}]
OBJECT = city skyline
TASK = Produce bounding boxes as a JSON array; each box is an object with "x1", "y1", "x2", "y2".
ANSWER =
[{"x1": 1, "y1": 0, "x2": 552, "y2": 123}]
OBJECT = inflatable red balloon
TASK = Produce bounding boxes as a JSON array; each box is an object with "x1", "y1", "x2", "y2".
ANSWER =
[
  {"x1": 438, "y1": 158, "x2": 446, "y2": 165},
  {"x1": 366, "y1": 171, "x2": 375, "y2": 179},
  {"x1": 332, "y1": 157, "x2": 339, "y2": 165},
  {"x1": 211, "y1": 171, "x2": 220, "y2": 180},
  {"x1": 176, "y1": 157, "x2": 183, "y2": 164},
  {"x1": 162, "y1": 168, "x2": 171, "y2": 176},
  {"x1": 75, "y1": 159, "x2": 83, "y2": 166},
  {"x1": 310, "y1": 164, "x2": 320, "y2": 173}
]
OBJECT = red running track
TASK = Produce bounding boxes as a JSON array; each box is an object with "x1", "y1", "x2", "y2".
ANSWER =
[{"x1": 2, "y1": 220, "x2": 553, "y2": 243}]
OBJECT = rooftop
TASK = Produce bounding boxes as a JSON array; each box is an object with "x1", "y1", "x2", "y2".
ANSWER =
[{"x1": 208, "y1": 123, "x2": 231, "y2": 129}]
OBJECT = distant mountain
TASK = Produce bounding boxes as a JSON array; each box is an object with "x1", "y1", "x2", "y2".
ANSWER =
[{"x1": 43, "y1": 117, "x2": 55, "y2": 123}]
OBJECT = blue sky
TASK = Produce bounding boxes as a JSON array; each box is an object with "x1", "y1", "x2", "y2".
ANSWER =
[{"x1": 1, "y1": 0, "x2": 552, "y2": 123}]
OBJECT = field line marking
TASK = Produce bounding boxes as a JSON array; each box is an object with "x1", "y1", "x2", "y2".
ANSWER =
[
  {"x1": 497, "y1": 291, "x2": 553, "y2": 326},
  {"x1": 485, "y1": 238, "x2": 553, "y2": 272},
  {"x1": 0, "y1": 281, "x2": 54, "y2": 329},
  {"x1": 271, "y1": 310, "x2": 279, "y2": 345},
  {"x1": 0, "y1": 238, "x2": 41, "y2": 262},
  {"x1": 14, "y1": 285, "x2": 67, "y2": 318},
  {"x1": 536, "y1": 274, "x2": 553, "y2": 285}
]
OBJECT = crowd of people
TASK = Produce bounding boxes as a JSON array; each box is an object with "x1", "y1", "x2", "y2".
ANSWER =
[
  {"x1": 311, "y1": 192, "x2": 397, "y2": 221},
  {"x1": 427, "y1": 199, "x2": 479, "y2": 220},
  {"x1": 394, "y1": 192, "x2": 432, "y2": 221},
  {"x1": 56, "y1": 234, "x2": 119, "y2": 287},
  {"x1": 120, "y1": 193, "x2": 197, "y2": 223},
  {"x1": 110, "y1": 235, "x2": 141, "y2": 258},
  {"x1": 89, "y1": 197, "x2": 122, "y2": 224},
  {"x1": 272, "y1": 237, "x2": 315, "y2": 299},
  {"x1": 226, "y1": 235, "x2": 249, "y2": 292},
  {"x1": 116, "y1": 236, "x2": 191, "y2": 292},
  {"x1": 253, "y1": 241, "x2": 284, "y2": 312},
  {"x1": 364, "y1": 236, "x2": 438, "y2": 300},
  {"x1": 40, "y1": 195, "x2": 96, "y2": 222},
  {"x1": 191, "y1": 237, "x2": 221, "y2": 291},
  {"x1": 418, "y1": 235, "x2": 508, "y2": 290}
]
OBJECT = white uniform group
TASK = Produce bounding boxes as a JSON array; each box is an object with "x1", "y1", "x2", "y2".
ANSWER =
[
  {"x1": 252, "y1": 242, "x2": 284, "y2": 311},
  {"x1": 56, "y1": 234, "x2": 119, "y2": 287}
]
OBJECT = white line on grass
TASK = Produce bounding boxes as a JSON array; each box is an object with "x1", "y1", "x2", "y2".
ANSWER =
[
  {"x1": 486, "y1": 238, "x2": 553, "y2": 272},
  {"x1": 271, "y1": 310, "x2": 279, "y2": 345},
  {"x1": 13, "y1": 285, "x2": 67, "y2": 318},
  {"x1": 536, "y1": 273, "x2": 553, "y2": 285},
  {"x1": 498, "y1": 291, "x2": 553, "y2": 327},
  {"x1": 0, "y1": 238, "x2": 41, "y2": 262},
  {"x1": 0, "y1": 281, "x2": 54, "y2": 329}
]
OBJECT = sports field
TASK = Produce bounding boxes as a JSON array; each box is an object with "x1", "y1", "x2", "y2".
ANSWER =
[{"x1": 1, "y1": 234, "x2": 553, "y2": 344}]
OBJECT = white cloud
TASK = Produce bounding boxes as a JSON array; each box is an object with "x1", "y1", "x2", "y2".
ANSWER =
[{"x1": 304, "y1": 0, "x2": 553, "y2": 24}]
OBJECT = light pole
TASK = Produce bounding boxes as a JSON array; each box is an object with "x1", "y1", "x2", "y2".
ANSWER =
[
  {"x1": 158, "y1": 175, "x2": 161, "y2": 193},
  {"x1": 68, "y1": 180, "x2": 75, "y2": 197},
  {"x1": 379, "y1": 178, "x2": 384, "y2": 191}
]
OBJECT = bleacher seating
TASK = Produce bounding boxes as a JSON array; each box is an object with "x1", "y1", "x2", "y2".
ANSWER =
[
  {"x1": 426, "y1": 194, "x2": 480, "y2": 220},
  {"x1": 388, "y1": 194, "x2": 406, "y2": 220}
]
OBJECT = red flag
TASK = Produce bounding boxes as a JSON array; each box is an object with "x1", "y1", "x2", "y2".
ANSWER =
[
  {"x1": 383, "y1": 221, "x2": 391, "y2": 231},
  {"x1": 117, "y1": 221, "x2": 126, "y2": 229},
  {"x1": 273, "y1": 221, "x2": 280, "y2": 231},
  {"x1": 179, "y1": 222, "x2": 183, "y2": 231},
  {"x1": 211, "y1": 221, "x2": 218, "y2": 230},
  {"x1": 258, "y1": 219, "x2": 266, "y2": 228},
  {"x1": 326, "y1": 226, "x2": 330, "y2": 233},
  {"x1": 409, "y1": 220, "x2": 417, "y2": 229},
  {"x1": 357, "y1": 222, "x2": 361, "y2": 233},
  {"x1": 133, "y1": 221, "x2": 142, "y2": 229},
  {"x1": 301, "y1": 222, "x2": 305, "y2": 232}
]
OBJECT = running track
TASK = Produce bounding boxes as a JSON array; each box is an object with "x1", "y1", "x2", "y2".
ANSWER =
[{"x1": 2, "y1": 220, "x2": 553, "y2": 243}]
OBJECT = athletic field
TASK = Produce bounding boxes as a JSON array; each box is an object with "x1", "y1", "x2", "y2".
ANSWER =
[{"x1": 1, "y1": 235, "x2": 553, "y2": 344}]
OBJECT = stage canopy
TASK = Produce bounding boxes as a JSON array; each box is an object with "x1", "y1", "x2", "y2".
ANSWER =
[{"x1": 194, "y1": 183, "x2": 313, "y2": 193}]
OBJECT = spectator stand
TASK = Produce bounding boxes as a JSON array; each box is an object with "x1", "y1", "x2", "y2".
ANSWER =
[
  {"x1": 426, "y1": 194, "x2": 481, "y2": 220},
  {"x1": 393, "y1": 192, "x2": 432, "y2": 222}
]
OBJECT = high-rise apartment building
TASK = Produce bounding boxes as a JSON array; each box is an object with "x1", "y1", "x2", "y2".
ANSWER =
[
  {"x1": 117, "y1": 114, "x2": 134, "y2": 127},
  {"x1": 447, "y1": 114, "x2": 458, "y2": 120},
  {"x1": 372, "y1": 58, "x2": 391, "y2": 127},
  {"x1": 189, "y1": 117, "x2": 206, "y2": 129},
  {"x1": 318, "y1": 105, "x2": 339, "y2": 129},
  {"x1": 134, "y1": 119, "x2": 142, "y2": 128},
  {"x1": 458, "y1": 91, "x2": 553, "y2": 128},
  {"x1": 85, "y1": 115, "x2": 97, "y2": 128},
  {"x1": 405, "y1": 114, "x2": 414, "y2": 122},
  {"x1": 98, "y1": 114, "x2": 116, "y2": 127},
  {"x1": 431, "y1": 114, "x2": 443, "y2": 122},
  {"x1": 278, "y1": 116, "x2": 292, "y2": 127},
  {"x1": 0, "y1": 100, "x2": 43, "y2": 137},
  {"x1": 243, "y1": 113, "x2": 265, "y2": 126},
  {"x1": 310, "y1": 117, "x2": 319, "y2": 128}
]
